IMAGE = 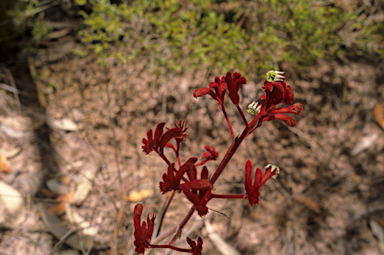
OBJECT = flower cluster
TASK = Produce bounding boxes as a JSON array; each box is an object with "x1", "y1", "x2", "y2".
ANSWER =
[
  {"x1": 255, "y1": 70, "x2": 303, "y2": 128},
  {"x1": 133, "y1": 70, "x2": 302, "y2": 254}
]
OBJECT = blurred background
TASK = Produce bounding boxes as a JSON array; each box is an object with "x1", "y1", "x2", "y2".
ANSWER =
[{"x1": 0, "y1": 0, "x2": 384, "y2": 254}]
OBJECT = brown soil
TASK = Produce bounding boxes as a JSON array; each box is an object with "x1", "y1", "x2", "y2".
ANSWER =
[{"x1": 1, "y1": 40, "x2": 384, "y2": 255}]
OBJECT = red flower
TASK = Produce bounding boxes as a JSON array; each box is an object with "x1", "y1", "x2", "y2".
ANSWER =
[
  {"x1": 181, "y1": 166, "x2": 211, "y2": 217},
  {"x1": 142, "y1": 121, "x2": 189, "y2": 155},
  {"x1": 133, "y1": 204, "x2": 156, "y2": 254},
  {"x1": 244, "y1": 160, "x2": 279, "y2": 206},
  {"x1": 255, "y1": 70, "x2": 302, "y2": 127},
  {"x1": 193, "y1": 75, "x2": 227, "y2": 108},
  {"x1": 224, "y1": 71, "x2": 247, "y2": 106},
  {"x1": 187, "y1": 237, "x2": 203, "y2": 255},
  {"x1": 199, "y1": 145, "x2": 218, "y2": 162},
  {"x1": 159, "y1": 158, "x2": 198, "y2": 194},
  {"x1": 261, "y1": 79, "x2": 294, "y2": 109}
]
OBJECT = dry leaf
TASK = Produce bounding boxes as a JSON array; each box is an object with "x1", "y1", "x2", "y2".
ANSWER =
[
  {"x1": 297, "y1": 197, "x2": 320, "y2": 214},
  {"x1": 49, "y1": 193, "x2": 74, "y2": 215},
  {"x1": 375, "y1": 103, "x2": 384, "y2": 130},
  {"x1": 72, "y1": 165, "x2": 96, "y2": 205},
  {"x1": 369, "y1": 219, "x2": 384, "y2": 252},
  {"x1": 0, "y1": 181, "x2": 26, "y2": 227},
  {"x1": 39, "y1": 203, "x2": 90, "y2": 250},
  {"x1": 0, "y1": 155, "x2": 12, "y2": 173},
  {"x1": 125, "y1": 189, "x2": 153, "y2": 202},
  {"x1": 65, "y1": 204, "x2": 98, "y2": 236},
  {"x1": 48, "y1": 202, "x2": 66, "y2": 215},
  {"x1": 46, "y1": 118, "x2": 78, "y2": 131},
  {"x1": 47, "y1": 178, "x2": 69, "y2": 195},
  {"x1": 352, "y1": 133, "x2": 378, "y2": 156}
]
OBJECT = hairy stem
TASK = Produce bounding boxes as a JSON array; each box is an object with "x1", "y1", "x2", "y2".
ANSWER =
[{"x1": 169, "y1": 205, "x2": 196, "y2": 245}]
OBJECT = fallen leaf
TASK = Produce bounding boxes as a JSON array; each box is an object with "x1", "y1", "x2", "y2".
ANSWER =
[
  {"x1": 49, "y1": 193, "x2": 74, "y2": 215},
  {"x1": 48, "y1": 202, "x2": 66, "y2": 215},
  {"x1": 0, "y1": 155, "x2": 12, "y2": 173},
  {"x1": 0, "y1": 181, "x2": 26, "y2": 227},
  {"x1": 39, "y1": 203, "x2": 90, "y2": 251},
  {"x1": 352, "y1": 133, "x2": 378, "y2": 156},
  {"x1": 46, "y1": 118, "x2": 78, "y2": 131},
  {"x1": 125, "y1": 189, "x2": 153, "y2": 202},
  {"x1": 375, "y1": 103, "x2": 384, "y2": 130},
  {"x1": 72, "y1": 165, "x2": 96, "y2": 205},
  {"x1": 65, "y1": 204, "x2": 98, "y2": 236},
  {"x1": 47, "y1": 178, "x2": 69, "y2": 195},
  {"x1": 369, "y1": 219, "x2": 384, "y2": 252},
  {"x1": 297, "y1": 197, "x2": 320, "y2": 214}
]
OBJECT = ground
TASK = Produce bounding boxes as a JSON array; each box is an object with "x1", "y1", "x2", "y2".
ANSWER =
[{"x1": 0, "y1": 40, "x2": 384, "y2": 255}]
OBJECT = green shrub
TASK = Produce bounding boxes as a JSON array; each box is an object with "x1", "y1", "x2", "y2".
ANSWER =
[{"x1": 8, "y1": 0, "x2": 384, "y2": 77}]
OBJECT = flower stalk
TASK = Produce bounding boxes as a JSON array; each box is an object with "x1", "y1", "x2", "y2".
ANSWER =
[{"x1": 133, "y1": 70, "x2": 302, "y2": 254}]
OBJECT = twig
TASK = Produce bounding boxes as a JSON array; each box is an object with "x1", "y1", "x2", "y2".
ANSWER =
[{"x1": 3, "y1": 68, "x2": 21, "y2": 111}]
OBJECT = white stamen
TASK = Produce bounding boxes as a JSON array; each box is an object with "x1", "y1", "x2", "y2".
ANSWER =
[
  {"x1": 265, "y1": 164, "x2": 280, "y2": 179},
  {"x1": 247, "y1": 101, "x2": 261, "y2": 115}
]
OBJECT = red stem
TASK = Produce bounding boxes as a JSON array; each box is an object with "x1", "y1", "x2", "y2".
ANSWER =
[
  {"x1": 169, "y1": 205, "x2": 196, "y2": 245},
  {"x1": 209, "y1": 127, "x2": 248, "y2": 186},
  {"x1": 177, "y1": 154, "x2": 181, "y2": 168},
  {"x1": 222, "y1": 107, "x2": 234, "y2": 143},
  {"x1": 236, "y1": 105, "x2": 248, "y2": 127},
  {"x1": 159, "y1": 153, "x2": 171, "y2": 165}
]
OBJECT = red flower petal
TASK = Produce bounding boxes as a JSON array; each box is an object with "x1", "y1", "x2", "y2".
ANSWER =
[
  {"x1": 262, "y1": 114, "x2": 297, "y2": 127},
  {"x1": 270, "y1": 103, "x2": 303, "y2": 115}
]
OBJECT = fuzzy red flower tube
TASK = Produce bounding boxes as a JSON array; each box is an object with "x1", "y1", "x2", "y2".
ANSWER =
[
  {"x1": 193, "y1": 75, "x2": 227, "y2": 109},
  {"x1": 187, "y1": 237, "x2": 203, "y2": 255},
  {"x1": 133, "y1": 204, "x2": 156, "y2": 254},
  {"x1": 142, "y1": 121, "x2": 188, "y2": 155},
  {"x1": 244, "y1": 160, "x2": 280, "y2": 206},
  {"x1": 159, "y1": 158, "x2": 198, "y2": 194},
  {"x1": 225, "y1": 71, "x2": 247, "y2": 106}
]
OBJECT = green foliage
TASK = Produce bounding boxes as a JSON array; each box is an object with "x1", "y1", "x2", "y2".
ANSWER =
[
  {"x1": 8, "y1": 0, "x2": 384, "y2": 77},
  {"x1": 9, "y1": 0, "x2": 54, "y2": 43},
  {"x1": 31, "y1": 19, "x2": 52, "y2": 43}
]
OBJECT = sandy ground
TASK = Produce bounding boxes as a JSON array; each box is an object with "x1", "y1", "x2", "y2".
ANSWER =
[{"x1": 0, "y1": 45, "x2": 384, "y2": 255}]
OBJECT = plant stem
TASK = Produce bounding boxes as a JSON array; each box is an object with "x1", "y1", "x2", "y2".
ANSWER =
[
  {"x1": 209, "y1": 127, "x2": 249, "y2": 186},
  {"x1": 236, "y1": 105, "x2": 248, "y2": 126},
  {"x1": 222, "y1": 107, "x2": 235, "y2": 143},
  {"x1": 169, "y1": 205, "x2": 196, "y2": 245}
]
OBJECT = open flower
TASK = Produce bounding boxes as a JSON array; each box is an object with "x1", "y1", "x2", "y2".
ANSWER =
[
  {"x1": 199, "y1": 145, "x2": 218, "y2": 163},
  {"x1": 193, "y1": 71, "x2": 247, "y2": 108},
  {"x1": 247, "y1": 101, "x2": 262, "y2": 115},
  {"x1": 187, "y1": 237, "x2": 203, "y2": 255},
  {"x1": 244, "y1": 160, "x2": 279, "y2": 206},
  {"x1": 224, "y1": 71, "x2": 247, "y2": 106},
  {"x1": 193, "y1": 75, "x2": 227, "y2": 108},
  {"x1": 133, "y1": 204, "x2": 156, "y2": 254},
  {"x1": 159, "y1": 158, "x2": 198, "y2": 194},
  {"x1": 255, "y1": 70, "x2": 302, "y2": 127},
  {"x1": 266, "y1": 70, "x2": 285, "y2": 82},
  {"x1": 181, "y1": 166, "x2": 211, "y2": 216},
  {"x1": 142, "y1": 121, "x2": 189, "y2": 155}
]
